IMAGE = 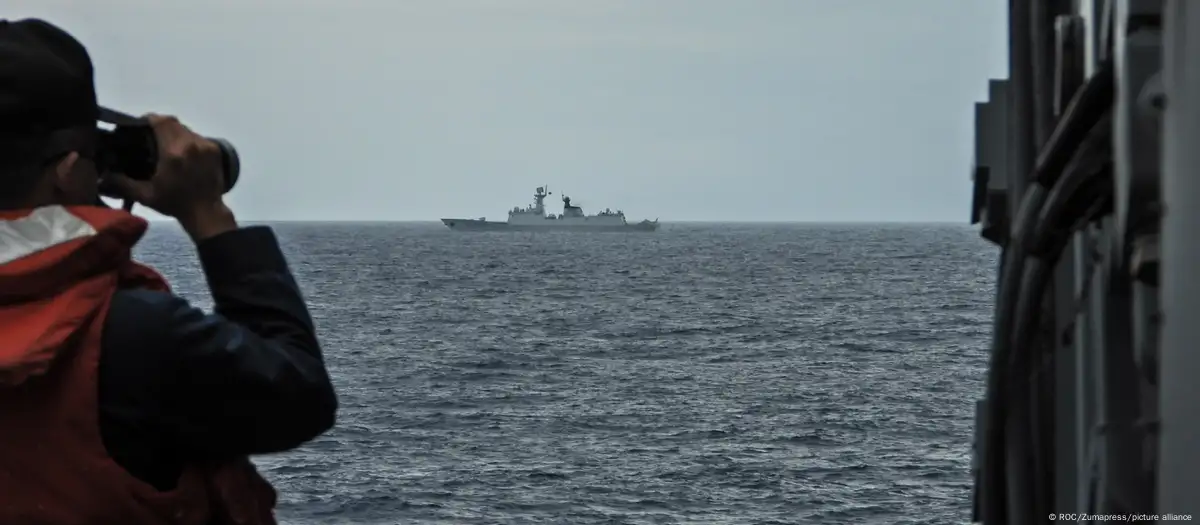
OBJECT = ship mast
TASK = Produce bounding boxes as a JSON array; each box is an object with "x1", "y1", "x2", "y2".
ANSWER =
[{"x1": 533, "y1": 186, "x2": 551, "y2": 216}]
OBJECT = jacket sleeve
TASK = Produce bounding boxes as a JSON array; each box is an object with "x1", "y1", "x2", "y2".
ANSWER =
[{"x1": 157, "y1": 226, "x2": 337, "y2": 458}]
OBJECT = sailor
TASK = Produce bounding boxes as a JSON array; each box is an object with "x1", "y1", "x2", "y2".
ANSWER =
[{"x1": 0, "y1": 19, "x2": 337, "y2": 524}]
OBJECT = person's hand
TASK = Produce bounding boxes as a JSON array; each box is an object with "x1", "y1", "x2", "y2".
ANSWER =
[{"x1": 106, "y1": 113, "x2": 236, "y2": 241}]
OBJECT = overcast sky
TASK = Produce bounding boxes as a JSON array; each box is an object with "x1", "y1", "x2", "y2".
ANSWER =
[{"x1": 11, "y1": 1, "x2": 1007, "y2": 222}]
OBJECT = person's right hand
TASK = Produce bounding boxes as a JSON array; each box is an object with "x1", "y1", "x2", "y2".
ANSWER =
[{"x1": 106, "y1": 113, "x2": 237, "y2": 240}]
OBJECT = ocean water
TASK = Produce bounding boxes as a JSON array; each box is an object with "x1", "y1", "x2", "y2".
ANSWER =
[{"x1": 135, "y1": 222, "x2": 998, "y2": 525}]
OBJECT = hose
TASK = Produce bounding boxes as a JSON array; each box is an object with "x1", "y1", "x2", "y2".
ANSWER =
[{"x1": 979, "y1": 62, "x2": 1115, "y2": 525}]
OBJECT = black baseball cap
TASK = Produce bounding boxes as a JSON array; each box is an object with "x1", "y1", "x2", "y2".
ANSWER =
[{"x1": 0, "y1": 18, "x2": 141, "y2": 141}]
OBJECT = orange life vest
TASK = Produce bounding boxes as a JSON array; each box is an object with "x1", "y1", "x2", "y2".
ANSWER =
[{"x1": 0, "y1": 205, "x2": 278, "y2": 525}]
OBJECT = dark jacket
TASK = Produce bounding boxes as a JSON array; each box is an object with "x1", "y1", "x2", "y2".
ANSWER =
[{"x1": 97, "y1": 225, "x2": 337, "y2": 491}]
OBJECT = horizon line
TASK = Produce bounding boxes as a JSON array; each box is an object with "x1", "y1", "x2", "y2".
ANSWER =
[{"x1": 144, "y1": 219, "x2": 971, "y2": 225}]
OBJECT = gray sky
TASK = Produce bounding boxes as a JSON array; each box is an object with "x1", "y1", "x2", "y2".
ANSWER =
[{"x1": 12, "y1": 1, "x2": 1008, "y2": 222}]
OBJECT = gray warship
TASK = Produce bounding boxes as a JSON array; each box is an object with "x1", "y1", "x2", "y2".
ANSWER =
[{"x1": 441, "y1": 186, "x2": 659, "y2": 232}]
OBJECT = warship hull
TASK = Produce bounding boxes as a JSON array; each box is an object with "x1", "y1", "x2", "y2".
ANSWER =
[{"x1": 440, "y1": 218, "x2": 658, "y2": 232}]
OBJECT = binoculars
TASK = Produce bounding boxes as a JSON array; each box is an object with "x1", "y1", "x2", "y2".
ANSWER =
[{"x1": 96, "y1": 107, "x2": 240, "y2": 198}]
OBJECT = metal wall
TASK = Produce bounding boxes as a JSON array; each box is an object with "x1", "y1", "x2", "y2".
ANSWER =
[{"x1": 966, "y1": 1, "x2": 1197, "y2": 522}]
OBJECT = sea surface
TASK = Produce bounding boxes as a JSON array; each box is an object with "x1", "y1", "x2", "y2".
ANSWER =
[{"x1": 135, "y1": 222, "x2": 998, "y2": 525}]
